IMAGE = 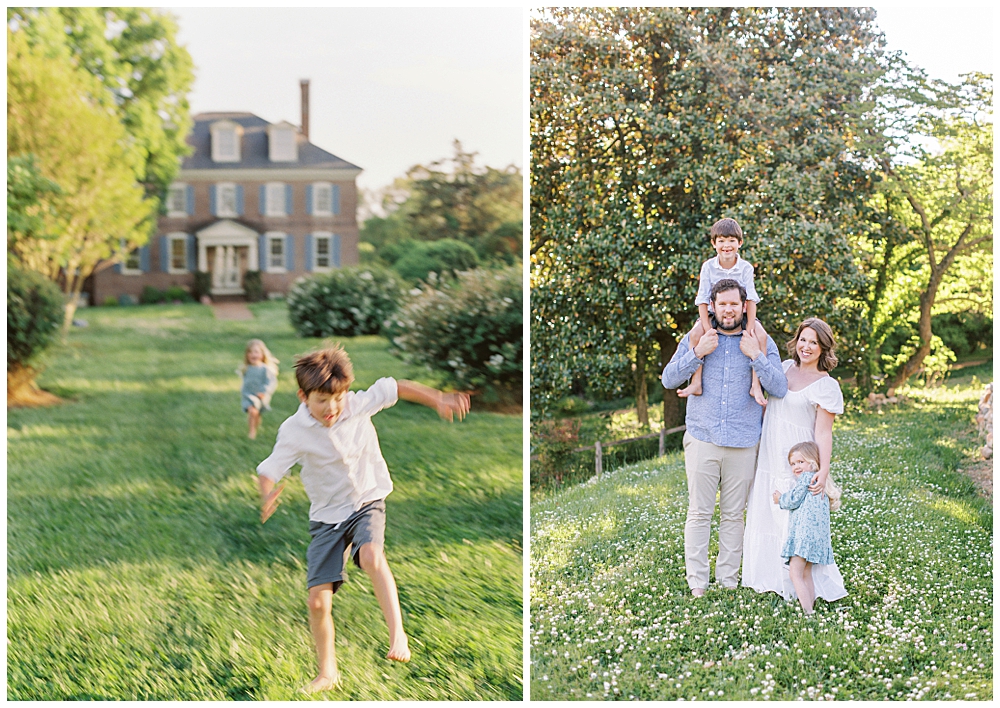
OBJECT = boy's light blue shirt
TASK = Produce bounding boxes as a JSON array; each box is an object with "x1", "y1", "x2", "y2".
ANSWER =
[{"x1": 661, "y1": 330, "x2": 787, "y2": 448}]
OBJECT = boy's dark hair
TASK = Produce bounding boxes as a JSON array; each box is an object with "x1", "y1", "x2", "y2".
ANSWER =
[
  {"x1": 710, "y1": 217, "x2": 744, "y2": 244},
  {"x1": 295, "y1": 345, "x2": 354, "y2": 395},
  {"x1": 710, "y1": 278, "x2": 747, "y2": 304}
]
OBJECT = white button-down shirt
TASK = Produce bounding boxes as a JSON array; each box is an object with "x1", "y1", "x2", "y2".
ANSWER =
[
  {"x1": 695, "y1": 255, "x2": 760, "y2": 306},
  {"x1": 257, "y1": 377, "x2": 398, "y2": 525}
]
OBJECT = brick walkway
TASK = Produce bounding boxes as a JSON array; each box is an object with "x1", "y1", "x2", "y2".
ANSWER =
[{"x1": 211, "y1": 302, "x2": 254, "y2": 320}]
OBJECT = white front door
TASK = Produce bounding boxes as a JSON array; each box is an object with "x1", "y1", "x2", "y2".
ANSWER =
[{"x1": 211, "y1": 245, "x2": 244, "y2": 291}]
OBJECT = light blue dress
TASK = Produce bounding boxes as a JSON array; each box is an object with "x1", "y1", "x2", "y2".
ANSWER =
[
  {"x1": 241, "y1": 364, "x2": 277, "y2": 412},
  {"x1": 778, "y1": 469, "x2": 835, "y2": 565}
]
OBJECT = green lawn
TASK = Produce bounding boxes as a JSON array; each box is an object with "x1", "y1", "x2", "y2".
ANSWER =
[
  {"x1": 530, "y1": 366, "x2": 992, "y2": 700},
  {"x1": 7, "y1": 301, "x2": 523, "y2": 700}
]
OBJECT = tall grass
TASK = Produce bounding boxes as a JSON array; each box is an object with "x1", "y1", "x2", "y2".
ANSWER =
[
  {"x1": 7, "y1": 302, "x2": 522, "y2": 700},
  {"x1": 530, "y1": 369, "x2": 992, "y2": 700}
]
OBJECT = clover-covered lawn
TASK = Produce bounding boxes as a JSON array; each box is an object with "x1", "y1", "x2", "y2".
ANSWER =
[{"x1": 530, "y1": 370, "x2": 992, "y2": 700}]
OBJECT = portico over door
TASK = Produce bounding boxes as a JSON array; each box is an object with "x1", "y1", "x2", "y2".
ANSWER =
[{"x1": 196, "y1": 220, "x2": 260, "y2": 296}]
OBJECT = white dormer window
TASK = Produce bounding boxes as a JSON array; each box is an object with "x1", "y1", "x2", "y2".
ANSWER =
[
  {"x1": 211, "y1": 120, "x2": 242, "y2": 162},
  {"x1": 265, "y1": 182, "x2": 287, "y2": 217},
  {"x1": 167, "y1": 183, "x2": 188, "y2": 217},
  {"x1": 311, "y1": 182, "x2": 335, "y2": 216},
  {"x1": 215, "y1": 183, "x2": 238, "y2": 217},
  {"x1": 268, "y1": 121, "x2": 298, "y2": 162}
]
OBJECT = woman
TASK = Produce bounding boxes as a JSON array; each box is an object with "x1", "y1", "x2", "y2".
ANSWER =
[{"x1": 741, "y1": 317, "x2": 847, "y2": 602}]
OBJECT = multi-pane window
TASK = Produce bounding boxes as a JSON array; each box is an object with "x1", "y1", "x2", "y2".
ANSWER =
[
  {"x1": 267, "y1": 233, "x2": 285, "y2": 271},
  {"x1": 313, "y1": 183, "x2": 333, "y2": 215},
  {"x1": 167, "y1": 184, "x2": 187, "y2": 216},
  {"x1": 169, "y1": 235, "x2": 188, "y2": 272},
  {"x1": 269, "y1": 127, "x2": 296, "y2": 162},
  {"x1": 211, "y1": 120, "x2": 241, "y2": 162},
  {"x1": 265, "y1": 182, "x2": 286, "y2": 216},
  {"x1": 217, "y1": 183, "x2": 237, "y2": 217},
  {"x1": 125, "y1": 249, "x2": 141, "y2": 272},
  {"x1": 315, "y1": 235, "x2": 331, "y2": 269}
]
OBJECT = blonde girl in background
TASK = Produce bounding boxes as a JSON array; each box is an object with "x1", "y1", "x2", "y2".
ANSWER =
[
  {"x1": 771, "y1": 441, "x2": 842, "y2": 615},
  {"x1": 240, "y1": 339, "x2": 279, "y2": 440}
]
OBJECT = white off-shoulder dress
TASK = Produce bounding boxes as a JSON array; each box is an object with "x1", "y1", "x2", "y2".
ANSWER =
[{"x1": 741, "y1": 359, "x2": 847, "y2": 602}]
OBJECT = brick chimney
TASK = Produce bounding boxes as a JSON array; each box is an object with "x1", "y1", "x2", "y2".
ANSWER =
[{"x1": 300, "y1": 79, "x2": 310, "y2": 140}]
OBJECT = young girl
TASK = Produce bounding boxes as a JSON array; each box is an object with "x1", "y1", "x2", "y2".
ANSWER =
[
  {"x1": 678, "y1": 217, "x2": 770, "y2": 406},
  {"x1": 771, "y1": 441, "x2": 842, "y2": 615},
  {"x1": 240, "y1": 339, "x2": 279, "y2": 440}
]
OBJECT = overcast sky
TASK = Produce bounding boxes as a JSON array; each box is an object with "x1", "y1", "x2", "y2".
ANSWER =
[
  {"x1": 171, "y1": 7, "x2": 523, "y2": 202},
  {"x1": 872, "y1": 6, "x2": 994, "y2": 82}
]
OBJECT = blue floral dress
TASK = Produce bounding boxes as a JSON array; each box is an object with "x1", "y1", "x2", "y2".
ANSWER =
[
  {"x1": 778, "y1": 469, "x2": 835, "y2": 565},
  {"x1": 241, "y1": 364, "x2": 277, "y2": 412}
]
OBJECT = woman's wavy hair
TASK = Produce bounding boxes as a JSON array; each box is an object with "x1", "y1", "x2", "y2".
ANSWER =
[{"x1": 786, "y1": 317, "x2": 838, "y2": 371}]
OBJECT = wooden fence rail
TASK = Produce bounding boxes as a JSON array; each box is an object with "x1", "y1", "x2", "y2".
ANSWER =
[{"x1": 530, "y1": 424, "x2": 687, "y2": 478}]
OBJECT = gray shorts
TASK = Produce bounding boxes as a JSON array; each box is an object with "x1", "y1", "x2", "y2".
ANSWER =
[{"x1": 306, "y1": 499, "x2": 386, "y2": 591}]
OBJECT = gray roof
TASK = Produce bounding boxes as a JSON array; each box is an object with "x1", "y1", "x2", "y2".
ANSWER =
[{"x1": 182, "y1": 113, "x2": 361, "y2": 171}]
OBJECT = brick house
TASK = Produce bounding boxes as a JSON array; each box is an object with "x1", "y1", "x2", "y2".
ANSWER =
[{"x1": 91, "y1": 80, "x2": 361, "y2": 303}]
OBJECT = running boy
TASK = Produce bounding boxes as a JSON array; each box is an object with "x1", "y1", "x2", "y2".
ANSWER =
[
  {"x1": 678, "y1": 217, "x2": 769, "y2": 406},
  {"x1": 256, "y1": 345, "x2": 470, "y2": 693}
]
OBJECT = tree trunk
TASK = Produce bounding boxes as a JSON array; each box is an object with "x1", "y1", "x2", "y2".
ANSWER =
[
  {"x1": 654, "y1": 329, "x2": 685, "y2": 429},
  {"x1": 7, "y1": 363, "x2": 61, "y2": 408},
  {"x1": 634, "y1": 339, "x2": 649, "y2": 428},
  {"x1": 887, "y1": 272, "x2": 940, "y2": 393}
]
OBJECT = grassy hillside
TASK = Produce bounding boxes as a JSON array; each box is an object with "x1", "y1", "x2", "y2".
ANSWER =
[
  {"x1": 530, "y1": 366, "x2": 992, "y2": 700},
  {"x1": 7, "y1": 301, "x2": 522, "y2": 700}
]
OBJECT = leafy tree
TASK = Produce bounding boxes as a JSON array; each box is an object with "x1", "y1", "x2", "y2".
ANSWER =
[
  {"x1": 864, "y1": 66, "x2": 992, "y2": 391},
  {"x1": 362, "y1": 141, "x2": 522, "y2": 262},
  {"x1": 7, "y1": 155, "x2": 61, "y2": 265},
  {"x1": 7, "y1": 7, "x2": 194, "y2": 200},
  {"x1": 394, "y1": 239, "x2": 479, "y2": 283},
  {"x1": 8, "y1": 27, "x2": 156, "y2": 329},
  {"x1": 531, "y1": 7, "x2": 884, "y2": 422}
]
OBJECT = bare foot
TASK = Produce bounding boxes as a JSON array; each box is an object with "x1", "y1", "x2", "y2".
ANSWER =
[
  {"x1": 691, "y1": 587, "x2": 706, "y2": 597},
  {"x1": 677, "y1": 382, "x2": 702, "y2": 398},
  {"x1": 249, "y1": 431, "x2": 257, "y2": 440},
  {"x1": 302, "y1": 672, "x2": 341, "y2": 694},
  {"x1": 387, "y1": 635, "x2": 411, "y2": 663}
]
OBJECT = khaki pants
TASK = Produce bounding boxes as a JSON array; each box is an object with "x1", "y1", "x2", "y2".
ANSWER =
[{"x1": 683, "y1": 432, "x2": 758, "y2": 590}]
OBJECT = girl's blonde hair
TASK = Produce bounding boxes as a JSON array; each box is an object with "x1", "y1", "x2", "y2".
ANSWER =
[
  {"x1": 241, "y1": 339, "x2": 279, "y2": 376},
  {"x1": 788, "y1": 441, "x2": 842, "y2": 512}
]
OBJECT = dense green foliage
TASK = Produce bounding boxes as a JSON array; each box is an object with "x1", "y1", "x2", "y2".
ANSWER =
[
  {"x1": 7, "y1": 265, "x2": 65, "y2": 371},
  {"x1": 387, "y1": 266, "x2": 523, "y2": 399},
  {"x1": 7, "y1": 301, "x2": 522, "y2": 699},
  {"x1": 7, "y1": 24, "x2": 159, "y2": 327},
  {"x1": 393, "y1": 238, "x2": 480, "y2": 283},
  {"x1": 362, "y1": 142, "x2": 522, "y2": 265},
  {"x1": 7, "y1": 7, "x2": 194, "y2": 199},
  {"x1": 287, "y1": 265, "x2": 406, "y2": 338},
  {"x1": 530, "y1": 7, "x2": 883, "y2": 419},
  {"x1": 860, "y1": 68, "x2": 993, "y2": 390},
  {"x1": 531, "y1": 372, "x2": 992, "y2": 700},
  {"x1": 6, "y1": 154, "x2": 61, "y2": 262}
]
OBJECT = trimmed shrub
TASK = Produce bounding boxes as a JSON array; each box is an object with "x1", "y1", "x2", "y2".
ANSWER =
[
  {"x1": 243, "y1": 270, "x2": 263, "y2": 302},
  {"x1": 393, "y1": 238, "x2": 479, "y2": 283},
  {"x1": 102, "y1": 296, "x2": 119, "y2": 307},
  {"x1": 7, "y1": 266, "x2": 64, "y2": 371},
  {"x1": 386, "y1": 265, "x2": 522, "y2": 396},
  {"x1": 140, "y1": 285, "x2": 165, "y2": 304},
  {"x1": 192, "y1": 271, "x2": 211, "y2": 301},
  {"x1": 287, "y1": 265, "x2": 406, "y2": 338},
  {"x1": 164, "y1": 285, "x2": 193, "y2": 303}
]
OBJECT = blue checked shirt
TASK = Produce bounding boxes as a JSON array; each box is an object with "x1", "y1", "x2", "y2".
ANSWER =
[{"x1": 661, "y1": 330, "x2": 787, "y2": 448}]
